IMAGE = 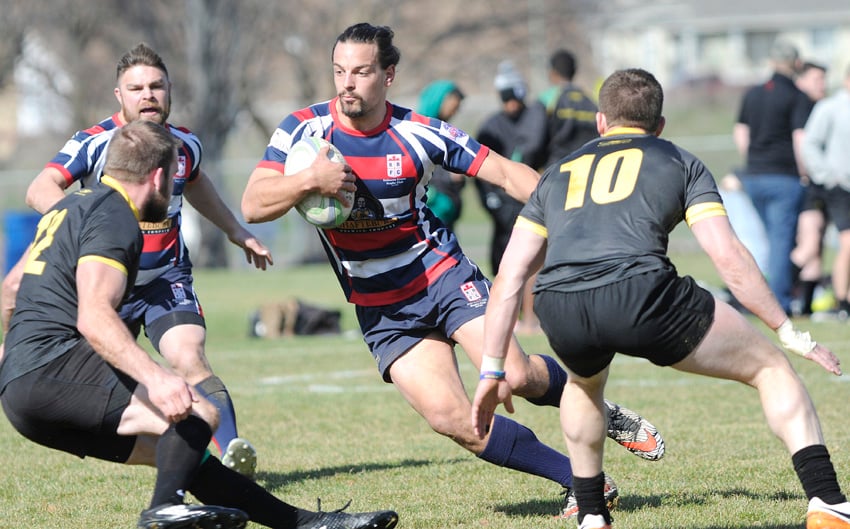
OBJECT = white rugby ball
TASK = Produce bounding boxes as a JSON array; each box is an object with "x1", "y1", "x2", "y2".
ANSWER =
[{"x1": 285, "y1": 137, "x2": 354, "y2": 228}]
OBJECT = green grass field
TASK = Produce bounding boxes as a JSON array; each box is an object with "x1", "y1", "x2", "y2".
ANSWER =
[{"x1": 3, "y1": 249, "x2": 850, "y2": 528}]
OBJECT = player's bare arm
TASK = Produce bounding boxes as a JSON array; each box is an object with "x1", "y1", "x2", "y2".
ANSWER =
[
  {"x1": 76, "y1": 259, "x2": 195, "y2": 423},
  {"x1": 475, "y1": 150, "x2": 540, "y2": 204},
  {"x1": 182, "y1": 169, "x2": 274, "y2": 269},
  {"x1": 471, "y1": 225, "x2": 547, "y2": 438},
  {"x1": 242, "y1": 146, "x2": 355, "y2": 223},
  {"x1": 690, "y1": 215, "x2": 841, "y2": 375},
  {"x1": 732, "y1": 123, "x2": 750, "y2": 158},
  {"x1": 25, "y1": 166, "x2": 69, "y2": 214}
]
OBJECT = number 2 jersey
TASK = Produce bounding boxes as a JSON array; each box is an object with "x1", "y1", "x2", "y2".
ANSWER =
[
  {"x1": 44, "y1": 113, "x2": 201, "y2": 285},
  {"x1": 517, "y1": 128, "x2": 726, "y2": 293},
  {"x1": 0, "y1": 177, "x2": 142, "y2": 393},
  {"x1": 256, "y1": 98, "x2": 490, "y2": 306}
]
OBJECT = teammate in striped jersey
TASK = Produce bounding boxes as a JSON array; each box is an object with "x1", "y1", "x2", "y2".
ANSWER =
[{"x1": 1, "y1": 43, "x2": 270, "y2": 477}]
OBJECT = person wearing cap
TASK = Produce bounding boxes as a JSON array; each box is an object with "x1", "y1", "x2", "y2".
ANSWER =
[
  {"x1": 475, "y1": 60, "x2": 547, "y2": 334},
  {"x1": 733, "y1": 39, "x2": 814, "y2": 315},
  {"x1": 418, "y1": 80, "x2": 466, "y2": 231}
]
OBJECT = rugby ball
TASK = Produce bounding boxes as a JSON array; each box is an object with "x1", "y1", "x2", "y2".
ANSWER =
[{"x1": 285, "y1": 137, "x2": 354, "y2": 228}]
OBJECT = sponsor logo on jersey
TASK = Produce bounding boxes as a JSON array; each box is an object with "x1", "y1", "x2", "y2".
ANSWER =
[
  {"x1": 440, "y1": 121, "x2": 467, "y2": 140},
  {"x1": 461, "y1": 281, "x2": 482, "y2": 302},
  {"x1": 386, "y1": 154, "x2": 402, "y2": 178}
]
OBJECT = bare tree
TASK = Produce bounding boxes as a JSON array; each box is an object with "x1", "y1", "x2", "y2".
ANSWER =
[{"x1": 3, "y1": 0, "x2": 597, "y2": 266}]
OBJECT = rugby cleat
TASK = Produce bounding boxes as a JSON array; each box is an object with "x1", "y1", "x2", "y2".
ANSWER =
[
  {"x1": 560, "y1": 474, "x2": 619, "y2": 520},
  {"x1": 807, "y1": 497, "x2": 850, "y2": 528},
  {"x1": 137, "y1": 503, "x2": 248, "y2": 529},
  {"x1": 296, "y1": 500, "x2": 398, "y2": 529},
  {"x1": 221, "y1": 437, "x2": 257, "y2": 479},
  {"x1": 578, "y1": 513, "x2": 613, "y2": 529},
  {"x1": 605, "y1": 400, "x2": 665, "y2": 461}
]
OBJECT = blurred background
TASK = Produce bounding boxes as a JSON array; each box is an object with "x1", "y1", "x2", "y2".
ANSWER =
[{"x1": 1, "y1": 0, "x2": 849, "y2": 270}]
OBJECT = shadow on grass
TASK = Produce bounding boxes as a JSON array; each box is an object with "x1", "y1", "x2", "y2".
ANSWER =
[
  {"x1": 496, "y1": 487, "x2": 804, "y2": 528},
  {"x1": 257, "y1": 457, "x2": 456, "y2": 491}
]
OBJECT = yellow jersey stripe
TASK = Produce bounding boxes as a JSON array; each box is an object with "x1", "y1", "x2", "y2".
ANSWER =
[
  {"x1": 516, "y1": 216, "x2": 548, "y2": 238},
  {"x1": 78, "y1": 255, "x2": 128, "y2": 275},
  {"x1": 685, "y1": 201, "x2": 727, "y2": 226}
]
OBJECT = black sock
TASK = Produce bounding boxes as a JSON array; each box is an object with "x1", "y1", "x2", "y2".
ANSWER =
[
  {"x1": 150, "y1": 415, "x2": 212, "y2": 508},
  {"x1": 792, "y1": 444, "x2": 846, "y2": 505},
  {"x1": 573, "y1": 473, "x2": 610, "y2": 523},
  {"x1": 189, "y1": 456, "x2": 310, "y2": 528},
  {"x1": 799, "y1": 281, "x2": 817, "y2": 315}
]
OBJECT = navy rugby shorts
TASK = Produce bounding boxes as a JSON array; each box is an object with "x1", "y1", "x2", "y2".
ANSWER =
[
  {"x1": 119, "y1": 264, "x2": 205, "y2": 352},
  {"x1": 534, "y1": 268, "x2": 715, "y2": 377},
  {"x1": 357, "y1": 257, "x2": 490, "y2": 382}
]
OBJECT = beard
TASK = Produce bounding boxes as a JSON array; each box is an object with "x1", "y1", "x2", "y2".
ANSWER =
[
  {"x1": 338, "y1": 94, "x2": 367, "y2": 119},
  {"x1": 139, "y1": 187, "x2": 171, "y2": 222}
]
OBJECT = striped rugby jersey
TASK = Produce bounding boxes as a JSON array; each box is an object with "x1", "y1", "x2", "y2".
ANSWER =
[
  {"x1": 45, "y1": 113, "x2": 202, "y2": 284},
  {"x1": 257, "y1": 98, "x2": 490, "y2": 306}
]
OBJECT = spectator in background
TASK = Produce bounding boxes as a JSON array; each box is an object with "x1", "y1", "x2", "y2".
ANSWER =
[
  {"x1": 539, "y1": 49, "x2": 599, "y2": 168},
  {"x1": 802, "y1": 64, "x2": 850, "y2": 321},
  {"x1": 418, "y1": 80, "x2": 466, "y2": 232},
  {"x1": 790, "y1": 61, "x2": 829, "y2": 316},
  {"x1": 476, "y1": 60, "x2": 547, "y2": 334},
  {"x1": 733, "y1": 40, "x2": 813, "y2": 315}
]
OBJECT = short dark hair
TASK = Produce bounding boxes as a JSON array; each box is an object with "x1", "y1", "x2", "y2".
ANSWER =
[
  {"x1": 116, "y1": 43, "x2": 169, "y2": 80},
  {"x1": 104, "y1": 121, "x2": 181, "y2": 184},
  {"x1": 800, "y1": 61, "x2": 827, "y2": 75},
  {"x1": 333, "y1": 23, "x2": 401, "y2": 69},
  {"x1": 549, "y1": 49, "x2": 577, "y2": 80},
  {"x1": 598, "y1": 68, "x2": 664, "y2": 132}
]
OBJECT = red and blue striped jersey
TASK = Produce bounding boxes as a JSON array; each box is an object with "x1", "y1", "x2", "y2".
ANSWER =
[
  {"x1": 44, "y1": 113, "x2": 202, "y2": 284},
  {"x1": 257, "y1": 98, "x2": 490, "y2": 306}
]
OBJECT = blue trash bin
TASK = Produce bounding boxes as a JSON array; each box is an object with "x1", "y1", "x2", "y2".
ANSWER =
[{"x1": 3, "y1": 211, "x2": 41, "y2": 274}]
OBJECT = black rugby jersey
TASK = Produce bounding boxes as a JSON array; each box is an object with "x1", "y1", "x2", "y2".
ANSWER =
[
  {"x1": 517, "y1": 128, "x2": 725, "y2": 293},
  {"x1": 0, "y1": 176, "x2": 142, "y2": 393}
]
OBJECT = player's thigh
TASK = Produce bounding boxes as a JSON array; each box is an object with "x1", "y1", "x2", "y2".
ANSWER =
[
  {"x1": 672, "y1": 300, "x2": 788, "y2": 384},
  {"x1": 388, "y1": 335, "x2": 472, "y2": 430}
]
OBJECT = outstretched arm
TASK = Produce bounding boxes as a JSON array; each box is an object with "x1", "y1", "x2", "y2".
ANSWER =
[
  {"x1": 183, "y1": 169, "x2": 273, "y2": 270},
  {"x1": 474, "y1": 150, "x2": 540, "y2": 205},
  {"x1": 691, "y1": 215, "x2": 841, "y2": 375},
  {"x1": 471, "y1": 223, "x2": 547, "y2": 437}
]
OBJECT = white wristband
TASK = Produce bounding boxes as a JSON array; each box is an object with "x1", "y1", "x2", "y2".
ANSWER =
[
  {"x1": 480, "y1": 355, "x2": 506, "y2": 373},
  {"x1": 776, "y1": 319, "x2": 816, "y2": 357}
]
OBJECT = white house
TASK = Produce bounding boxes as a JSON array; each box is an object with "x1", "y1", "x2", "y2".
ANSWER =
[{"x1": 588, "y1": 0, "x2": 850, "y2": 88}]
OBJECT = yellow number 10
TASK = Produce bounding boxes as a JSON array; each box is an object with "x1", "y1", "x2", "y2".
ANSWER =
[{"x1": 560, "y1": 148, "x2": 643, "y2": 210}]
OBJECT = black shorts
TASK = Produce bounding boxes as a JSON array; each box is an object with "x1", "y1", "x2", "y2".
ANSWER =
[
  {"x1": 534, "y1": 269, "x2": 715, "y2": 377},
  {"x1": 0, "y1": 341, "x2": 138, "y2": 462},
  {"x1": 801, "y1": 183, "x2": 828, "y2": 214},
  {"x1": 821, "y1": 186, "x2": 850, "y2": 232}
]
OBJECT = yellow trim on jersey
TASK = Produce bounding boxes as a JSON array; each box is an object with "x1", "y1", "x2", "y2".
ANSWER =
[
  {"x1": 100, "y1": 174, "x2": 141, "y2": 221},
  {"x1": 78, "y1": 254, "x2": 128, "y2": 275},
  {"x1": 602, "y1": 127, "x2": 646, "y2": 137},
  {"x1": 515, "y1": 216, "x2": 548, "y2": 238},
  {"x1": 685, "y1": 201, "x2": 727, "y2": 226}
]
